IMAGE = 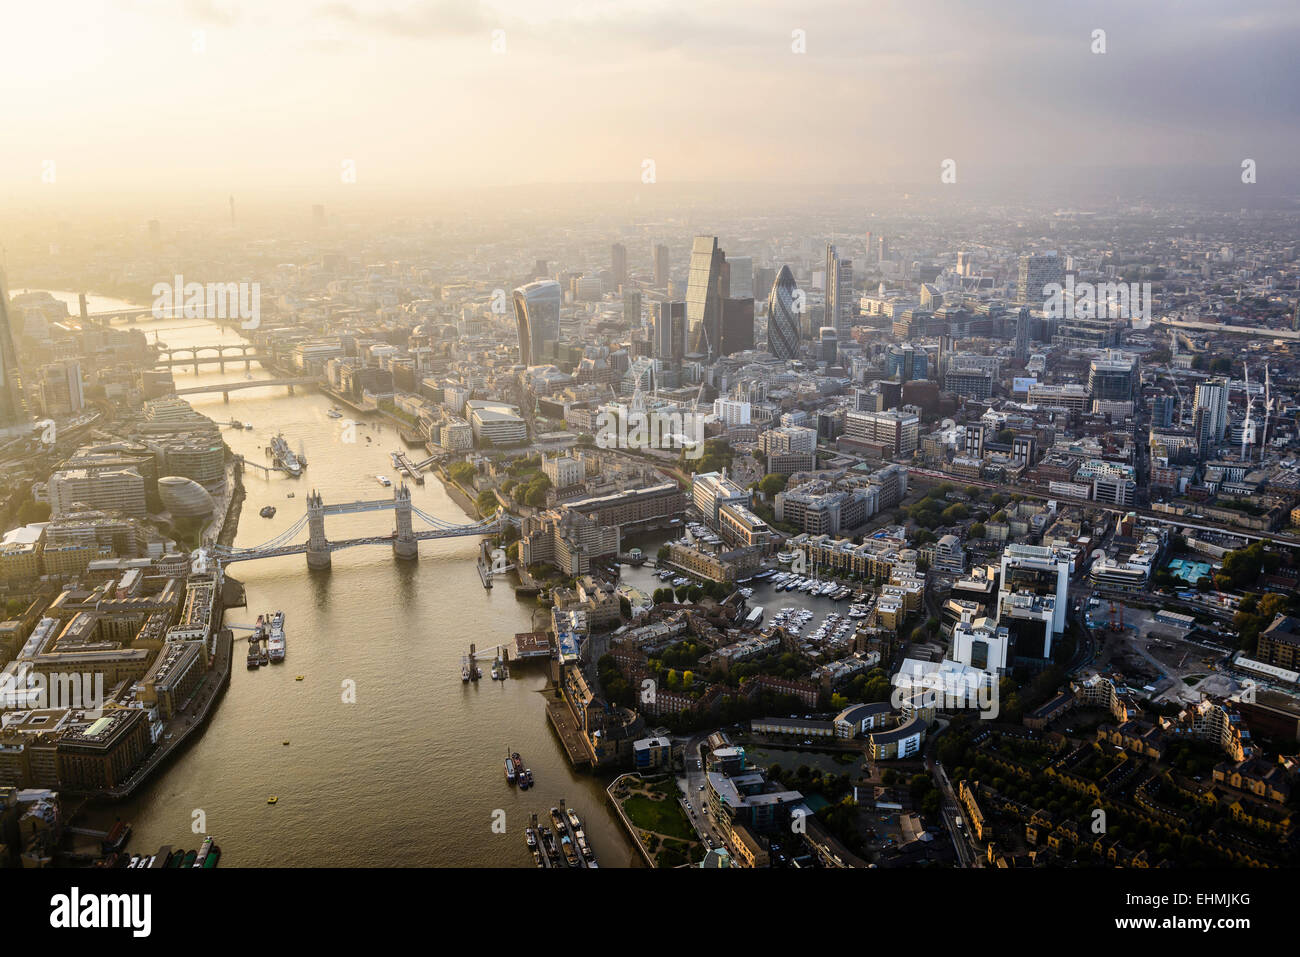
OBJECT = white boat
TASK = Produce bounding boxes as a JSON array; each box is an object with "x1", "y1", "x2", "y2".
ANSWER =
[
  {"x1": 267, "y1": 611, "x2": 286, "y2": 662},
  {"x1": 376, "y1": 475, "x2": 392, "y2": 487},
  {"x1": 326, "y1": 408, "x2": 343, "y2": 419}
]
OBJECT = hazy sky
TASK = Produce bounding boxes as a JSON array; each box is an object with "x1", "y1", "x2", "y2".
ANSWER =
[{"x1": 3, "y1": 0, "x2": 1299, "y2": 202}]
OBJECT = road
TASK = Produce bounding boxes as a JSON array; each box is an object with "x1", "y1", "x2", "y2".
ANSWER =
[
  {"x1": 922, "y1": 719, "x2": 981, "y2": 868},
  {"x1": 675, "y1": 733, "x2": 728, "y2": 852}
]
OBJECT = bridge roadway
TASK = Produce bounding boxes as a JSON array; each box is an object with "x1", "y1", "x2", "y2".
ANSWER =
[
  {"x1": 172, "y1": 377, "x2": 315, "y2": 396},
  {"x1": 153, "y1": 354, "x2": 265, "y2": 368},
  {"x1": 213, "y1": 525, "x2": 499, "y2": 563}
]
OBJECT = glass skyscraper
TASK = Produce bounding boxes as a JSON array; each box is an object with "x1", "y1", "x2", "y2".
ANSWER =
[
  {"x1": 512, "y1": 280, "x2": 562, "y2": 366},
  {"x1": 766, "y1": 266, "x2": 800, "y2": 360},
  {"x1": 685, "y1": 236, "x2": 727, "y2": 360}
]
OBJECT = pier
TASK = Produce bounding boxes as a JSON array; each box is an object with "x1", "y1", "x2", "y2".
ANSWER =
[{"x1": 545, "y1": 698, "x2": 591, "y2": 769}]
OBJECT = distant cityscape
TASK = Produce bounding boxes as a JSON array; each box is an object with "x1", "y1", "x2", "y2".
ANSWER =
[{"x1": 0, "y1": 194, "x2": 1299, "y2": 872}]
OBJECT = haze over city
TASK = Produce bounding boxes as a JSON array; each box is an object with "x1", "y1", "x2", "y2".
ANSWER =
[
  {"x1": 3, "y1": 0, "x2": 1298, "y2": 937},
  {"x1": 4, "y1": 0, "x2": 1300, "y2": 206}
]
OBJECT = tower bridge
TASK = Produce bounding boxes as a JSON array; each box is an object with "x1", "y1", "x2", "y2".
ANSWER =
[{"x1": 207, "y1": 485, "x2": 503, "y2": 569}]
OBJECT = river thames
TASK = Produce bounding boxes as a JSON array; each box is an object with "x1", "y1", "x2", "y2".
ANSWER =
[{"x1": 67, "y1": 302, "x2": 639, "y2": 867}]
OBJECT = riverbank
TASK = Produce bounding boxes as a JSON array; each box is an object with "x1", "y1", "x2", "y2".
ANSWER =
[
  {"x1": 85, "y1": 625, "x2": 234, "y2": 801},
  {"x1": 436, "y1": 466, "x2": 483, "y2": 520},
  {"x1": 216, "y1": 458, "x2": 246, "y2": 549}
]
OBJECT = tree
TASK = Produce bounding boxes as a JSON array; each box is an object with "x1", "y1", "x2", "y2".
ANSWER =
[
  {"x1": 940, "y1": 504, "x2": 969, "y2": 523},
  {"x1": 448, "y1": 461, "x2": 476, "y2": 485},
  {"x1": 758, "y1": 473, "x2": 788, "y2": 496},
  {"x1": 475, "y1": 489, "x2": 499, "y2": 514},
  {"x1": 969, "y1": 523, "x2": 986, "y2": 539}
]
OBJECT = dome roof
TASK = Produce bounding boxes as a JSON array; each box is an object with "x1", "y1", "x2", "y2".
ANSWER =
[{"x1": 158, "y1": 476, "x2": 215, "y2": 519}]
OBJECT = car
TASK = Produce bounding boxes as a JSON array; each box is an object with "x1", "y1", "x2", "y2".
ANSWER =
[{"x1": 699, "y1": 784, "x2": 705, "y2": 791}]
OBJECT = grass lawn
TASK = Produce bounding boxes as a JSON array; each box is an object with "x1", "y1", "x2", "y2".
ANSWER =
[{"x1": 621, "y1": 793, "x2": 696, "y2": 841}]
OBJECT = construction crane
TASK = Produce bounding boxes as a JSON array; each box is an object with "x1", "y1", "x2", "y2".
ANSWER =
[
  {"x1": 1259, "y1": 362, "x2": 1272, "y2": 462},
  {"x1": 1241, "y1": 363, "x2": 1256, "y2": 462}
]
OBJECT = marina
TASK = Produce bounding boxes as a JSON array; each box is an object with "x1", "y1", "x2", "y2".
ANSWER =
[{"x1": 525, "y1": 800, "x2": 597, "y2": 869}]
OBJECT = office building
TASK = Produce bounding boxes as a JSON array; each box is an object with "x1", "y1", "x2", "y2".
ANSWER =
[
  {"x1": 691, "y1": 470, "x2": 750, "y2": 526},
  {"x1": 0, "y1": 268, "x2": 29, "y2": 429},
  {"x1": 1017, "y1": 252, "x2": 1064, "y2": 305},
  {"x1": 998, "y1": 543, "x2": 1071, "y2": 641},
  {"x1": 766, "y1": 266, "x2": 801, "y2": 360},
  {"x1": 843, "y1": 409, "x2": 919, "y2": 457},
  {"x1": 653, "y1": 301, "x2": 686, "y2": 365},
  {"x1": 825, "y1": 243, "x2": 854, "y2": 336},
  {"x1": 727, "y1": 256, "x2": 753, "y2": 299},
  {"x1": 1194, "y1": 377, "x2": 1230, "y2": 444},
  {"x1": 512, "y1": 280, "x2": 562, "y2": 366},
  {"x1": 39, "y1": 359, "x2": 84, "y2": 417},
  {"x1": 611, "y1": 243, "x2": 627, "y2": 289},
  {"x1": 1013, "y1": 307, "x2": 1031, "y2": 362},
  {"x1": 719, "y1": 296, "x2": 755, "y2": 356},
  {"x1": 686, "y1": 236, "x2": 728, "y2": 360},
  {"x1": 1088, "y1": 354, "x2": 1139, "y2": 403},
  {"x1": 623, "y1": 290, "x2": 642, "y2": 329},
  {"x1": 48, "y1": 467, "x2": 147, "y2": 518},
  {"x1": 653, "y1": 244, "x2": 670, "y2": 288},
  {"x1": 884, "y1": 344, "x2": 927, "y2": 382}
]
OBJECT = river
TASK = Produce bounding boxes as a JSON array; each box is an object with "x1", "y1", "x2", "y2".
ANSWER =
[{"x1": 65, "y1": 302, "x2": 638, "y2": 868}]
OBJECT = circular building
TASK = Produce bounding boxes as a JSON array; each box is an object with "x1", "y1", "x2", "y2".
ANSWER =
[{"x1": 158, "y1": 476, "x2": 215, "y2": 519}]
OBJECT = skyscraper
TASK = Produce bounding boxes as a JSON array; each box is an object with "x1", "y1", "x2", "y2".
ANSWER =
[
  {"x1": 0, "y1": 268, "x2": 30, "y2": 429},
  {"x1": 1014, "y1": 307, "x2": 1031, "y2": 362},
  {"x1": 727, "y1": 257, "x2": 753, "y2": 300},
  {"x1": 611, "y1": 243, "x2": 627, "y2": 289},
  {"x1": 654, "y1": 301, "x2": 686, "y2": 365},
  {"x1": 623, "y1": 290, "x2": 642, "y2": 328},
  {"x1": 1088, "y1": 354, "x2": 1138, "y2": 403},
  {"x1": 512, "y1": 280, "x2": 562, "y2": 366},
  {"x1": 765, "y1": 266, "x2": 800, "y2": 361},
  {"x1": 1017, "y1": 252, "x2": 1064, "y2": 305},
  {"x1": 685, "y1": 236, "x2": 727, "y2": 360},
  {"x1": 653, "y1": 244, "x2": 670, "y2": 288},
  {"x1": 825, "y1": 243, "x2": 854, "y2": 337},
  {"x1": 719, "y1": 296, "x2": 755, "y2": 356},
  {"x1": 1194, "y1": 377, "x2": 1230, "y2": 445}
]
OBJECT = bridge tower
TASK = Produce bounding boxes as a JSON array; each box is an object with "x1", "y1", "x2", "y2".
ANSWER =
[
  {"x1": 306, "y1": 489, "x2": 332, "y2": 569},
  {"x1": 393, "y1": 483, "x2": 418, "y2": 560}
]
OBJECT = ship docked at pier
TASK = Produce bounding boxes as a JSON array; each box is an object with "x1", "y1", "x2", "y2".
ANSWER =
[
  {"x1": 267, "y1": 611, "x2": 286, "y2": 663},
  {"x1": 268, "y1": 433, "x2": 303, "y2": 477}
]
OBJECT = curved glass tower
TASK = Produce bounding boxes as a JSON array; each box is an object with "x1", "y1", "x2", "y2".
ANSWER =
[
  {"x1": 766, "y1": 265, "x2": 800, "y2": 360},
  {"x1": 512, "y1": 280, "x2": 562, "y2": 366}
]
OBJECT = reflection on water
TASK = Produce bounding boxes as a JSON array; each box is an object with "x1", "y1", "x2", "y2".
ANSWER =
[{"x1": 78, "y1": 310, "x2": 636, "y2": 867}]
